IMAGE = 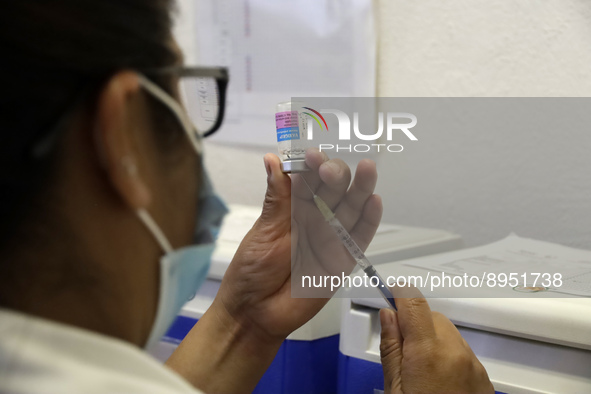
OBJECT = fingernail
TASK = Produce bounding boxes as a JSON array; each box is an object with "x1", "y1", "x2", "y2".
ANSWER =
[
  {"x1": 380, "y1": 308, "x2": 394, "y2": 327},
  {"x1": 380, "y1": 309, "x2": 392, "y2": 328},
  {"x1": 324, "y1": 160, "x2": 340, "y2": 175},
  {"x1": 388, "y1": 309, "x2": 396, "y2": 324}
]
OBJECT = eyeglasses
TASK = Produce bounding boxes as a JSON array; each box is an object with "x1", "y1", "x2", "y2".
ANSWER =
[
  {"x1": 30, "y1": 66, "x2": 228, "y2": 159},
  {"x1": 146, "y1": 66, "x2": 229, "y2": 138}
]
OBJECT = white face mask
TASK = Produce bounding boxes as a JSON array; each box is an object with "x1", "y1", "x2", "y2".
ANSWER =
[{"x1": 135, "y1": 75, "x2": 228, "y2": 350}]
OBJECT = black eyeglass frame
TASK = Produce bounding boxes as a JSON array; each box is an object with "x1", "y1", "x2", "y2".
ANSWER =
[
  {"x1": 30, "y1": 66, "x2": 229, "y2": 159},
  {"x1": 144, "y1": 66, "x2": 229, "y2": 138}
]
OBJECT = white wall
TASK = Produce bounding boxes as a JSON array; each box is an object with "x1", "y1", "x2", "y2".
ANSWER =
[
  {"x1": 203, "y1": 142, "x2": 269, "y2": 207},
  {"x1": 205, "y1": 0, "x2": 591, "y2": 248}
]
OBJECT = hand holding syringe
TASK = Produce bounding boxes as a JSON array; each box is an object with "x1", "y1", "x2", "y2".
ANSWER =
[{"x1": 301, "y1": 176, "x2": 397, "y2": 310}]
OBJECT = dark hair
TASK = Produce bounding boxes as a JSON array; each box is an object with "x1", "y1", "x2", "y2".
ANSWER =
[{"x1": 0, "y1": 1, "x2": 178, "y2": 273}]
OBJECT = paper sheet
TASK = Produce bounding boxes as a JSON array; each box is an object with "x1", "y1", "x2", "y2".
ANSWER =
[
  {"x1": 406, "y1": 235, "x2": 591, "y2": 297},
  {"x1": 174, "y1": 0, "x2": 376, "y2": 147}
]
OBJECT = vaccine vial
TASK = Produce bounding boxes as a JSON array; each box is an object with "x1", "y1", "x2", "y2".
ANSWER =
[{"x1": 275, "y1": 101, "x2": 309, "y2": 173}]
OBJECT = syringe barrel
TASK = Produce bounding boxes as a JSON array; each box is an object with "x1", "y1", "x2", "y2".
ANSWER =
[
  {"x1": 327, "y1": 216, "x2": 368, "y2": 265},
  {"x1": 311, "y1": 193, "x2": 397, "y2": 309}
]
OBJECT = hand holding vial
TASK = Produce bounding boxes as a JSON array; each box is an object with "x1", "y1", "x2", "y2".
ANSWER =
[{"x1": 217, "y1": 148, "x2": 382, "y2": 339}]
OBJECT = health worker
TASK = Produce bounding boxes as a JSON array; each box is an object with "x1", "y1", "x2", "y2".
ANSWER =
[{"x1": 0, "y1": 1, "x2": 493, "y2": 393}]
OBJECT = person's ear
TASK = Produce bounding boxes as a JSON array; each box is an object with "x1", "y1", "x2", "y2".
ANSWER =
[{"x1": 94, "y1": 70, "x2": 151, "y2": 210}]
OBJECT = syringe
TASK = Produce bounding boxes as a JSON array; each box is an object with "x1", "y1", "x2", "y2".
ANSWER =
[{"x1": 301, "y1": 177, "x2": 397, "y2": 310}]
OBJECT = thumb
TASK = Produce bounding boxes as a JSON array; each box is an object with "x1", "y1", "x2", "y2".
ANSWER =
[
  {"x1": 258, "y1": 154, "x2": 291, "y2": 228},
  {"x1": 380, "y1": 308, "x2": 403, "y2": 394}
]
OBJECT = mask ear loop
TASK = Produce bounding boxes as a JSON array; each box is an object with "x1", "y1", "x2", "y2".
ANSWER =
[
  {"x1": 135, "y1": 74, "x2": 205, "y2": 255},
  {"x1": 118, "y1": 155, "x2": 172, "y2": 254},
  {"x1": 137, "y1": 209, "x2": 174, "y2": 254},
  {"x1": 136, "y1": 74, "x2": 203, "y2": 156}
]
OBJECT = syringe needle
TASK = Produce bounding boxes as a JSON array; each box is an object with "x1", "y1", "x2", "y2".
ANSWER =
[
  {"x1": 301, "y1": 175, "x2": 335, "y2": 221},
  {"x1": 301, "y1": 175, "x2": 315, "y2": 196}
]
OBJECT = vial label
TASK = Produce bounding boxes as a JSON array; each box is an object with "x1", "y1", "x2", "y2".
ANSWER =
[{"x1": 275, "y1": 111, "x2": 300, "y2": 142}]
